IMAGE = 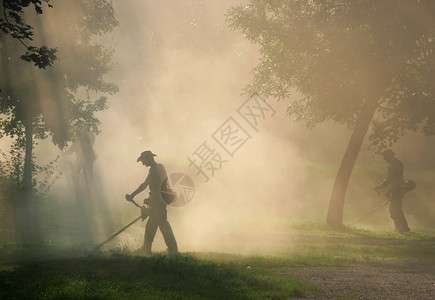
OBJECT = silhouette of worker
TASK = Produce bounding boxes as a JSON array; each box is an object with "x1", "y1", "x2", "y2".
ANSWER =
[
  {"x1": 373, "y1": 149, "x2": 410, "y2": 233},
  {"x1": 65, "y1": 128, "x2": 96, "y2": 201},
  {"x1": 125, "y1": 151, "x2": 178, "y2": 255}
]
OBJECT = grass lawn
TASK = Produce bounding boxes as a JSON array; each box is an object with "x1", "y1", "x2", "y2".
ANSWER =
[
  {"x1": 0, "y1": 254, "x2": 319, "y2": 300},
  {"x1": 0, "y1": 222, "x2": 434, "y2": 299}
]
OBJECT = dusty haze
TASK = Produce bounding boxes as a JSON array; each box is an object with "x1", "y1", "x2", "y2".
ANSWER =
[{"x1": 1, "y1": 0, "x2": 434, "y2": 254}]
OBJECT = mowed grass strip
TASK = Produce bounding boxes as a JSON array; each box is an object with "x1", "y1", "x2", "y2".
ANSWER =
[
  {"x1": 288, "y1": 221, "x2": 435, "y2": 241},
  {"x1": 194, "y1": 241, "x2": 435, "y2": 271},
  {"x1": 0, "y1": 254, "x2": 318, "y2": 300}
]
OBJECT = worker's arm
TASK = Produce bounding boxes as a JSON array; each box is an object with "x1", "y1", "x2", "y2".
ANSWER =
[
  {"x1": 126, "y1": 176, "x2": 149, "y2": 201},
  {"x1": 374, "y1": 163, "x2": 396, "y2": 190},
  {"x1": 374, "y1": 176, "x2": 389, "y2": 190},
  {"x1": 373, "y1": 173, "x2": 391, "y2": 190}
]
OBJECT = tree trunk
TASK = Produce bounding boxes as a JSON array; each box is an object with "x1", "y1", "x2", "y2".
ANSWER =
[
  {"x1": 23, "y1": 120, "x2": 34, "y2": 193},
  {"x1": 19, "y1": 119, "x2": 37, "y2": 241},
  {"x1": 326, "y1": 94, "x2": 381, "y2": 228}
]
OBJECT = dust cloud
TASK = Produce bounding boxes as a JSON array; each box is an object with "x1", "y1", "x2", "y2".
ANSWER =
[
  {"x1": 88, "y1": 0, "x2": 316, "y2": 253},
  {"x1": 1, "y1": 0, "x2": 434, "y2": 254}
]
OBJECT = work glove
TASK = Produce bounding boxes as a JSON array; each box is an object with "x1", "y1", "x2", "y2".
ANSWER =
[{"x1": 143, "y1": 197, "x2": 152, "y2": 205}]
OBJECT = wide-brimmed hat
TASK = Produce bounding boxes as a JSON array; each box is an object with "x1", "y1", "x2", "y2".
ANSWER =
[{"x1": 137, "y1": 150, "x2": 157, "y2": 162}]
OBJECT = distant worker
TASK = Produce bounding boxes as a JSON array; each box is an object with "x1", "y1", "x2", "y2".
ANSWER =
[
  {"x1": 373, "y1": 149, "x2": 410, "y2": 233},
  {"x1": 125, "y1": 150, "x2": 178, "y2": 255}
]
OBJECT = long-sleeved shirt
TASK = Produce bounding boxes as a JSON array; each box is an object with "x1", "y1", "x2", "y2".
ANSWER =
[
  {"x1": 378, "y1": 157, "x2": 405, "y2": 190},
  {"x1": 143, "y1": 163, "x2": 168, "y2": 210}
]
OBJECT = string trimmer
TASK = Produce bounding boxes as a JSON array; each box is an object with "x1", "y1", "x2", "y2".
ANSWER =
[{"x1": 93, "y1": 196, "x2": 149, "y2": 251}]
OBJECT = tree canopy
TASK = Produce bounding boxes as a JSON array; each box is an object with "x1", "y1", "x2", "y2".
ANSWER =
[
  {"x1": 0, "y1": 0, "x2": 57, "y2": 69},
  {"x1": 227, "y1": 0, "x2": 435, "y2": 149}
]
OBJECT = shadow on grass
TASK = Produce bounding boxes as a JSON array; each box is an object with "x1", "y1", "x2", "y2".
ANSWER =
[{"x1": 0, "y1": 253, "x2": 316, "y2": 300}]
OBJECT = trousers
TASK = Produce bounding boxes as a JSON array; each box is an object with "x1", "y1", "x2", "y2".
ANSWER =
[
  {"x1": 388, "y1": 189, "x2": 410, "y2": 232},
  {"x1": 144, "y1": 208, "x2": 178, "y2": 253}
]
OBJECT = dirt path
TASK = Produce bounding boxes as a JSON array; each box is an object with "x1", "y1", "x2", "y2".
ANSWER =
[{"x1": 280, "y1": 260, "x2": 435, "y2": 300}]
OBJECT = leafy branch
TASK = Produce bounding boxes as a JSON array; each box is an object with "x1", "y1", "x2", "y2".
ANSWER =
[{"x1": 1, "y1": 0, "x2": 57, "y2": 68}]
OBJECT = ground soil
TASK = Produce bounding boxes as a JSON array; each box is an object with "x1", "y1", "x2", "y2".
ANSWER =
[{"x1": 281, "y1": 259, "x2": 435, "y2": 300}]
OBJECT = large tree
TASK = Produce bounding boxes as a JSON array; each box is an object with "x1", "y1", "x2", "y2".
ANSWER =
[
  {"x1": 0, "y1": 0, "x2": 118, "y2": 236},
  {"x1": 227, "y1": 0, "x2": 435, "y2": 227}
]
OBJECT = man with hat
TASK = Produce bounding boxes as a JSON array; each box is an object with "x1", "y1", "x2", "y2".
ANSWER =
[
  {"x1": 125, "y1": 150, "x2": 178, "y2": 255},
  {"x1": 373, "y1": 149, "x2": 410, "y2": 233}
]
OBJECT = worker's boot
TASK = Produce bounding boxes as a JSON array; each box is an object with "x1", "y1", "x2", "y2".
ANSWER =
[
  {"x1": 166, "y1": 246, "x2": 178, "y2": 257},
  {"x1": 164, "y1": 236, "x2": 178, "y2": 256}
]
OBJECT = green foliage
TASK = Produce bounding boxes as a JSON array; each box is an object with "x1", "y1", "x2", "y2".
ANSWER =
[
  {"x1": 370, "y1": 25, "x2": 435, "y2": 149},
  {"x1": 227, "y1": 0, "x2": 435, "y2": 150},
  {"x1": 0, "y1": 0, "x2": 118, "y2": 148},
  {"x1": 0, "y1": 145, "x2": 60, "y2": 216},
  {"x1": 0, "y1": 0, "x2": 56, "y2": 68},
  {"x1": 20, "y1": 45, "x2": 57, "y2": 69},
  {"x1": 0, "y1": 145, "x2": 24, "y2": 202}
]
